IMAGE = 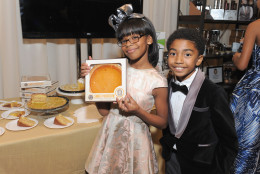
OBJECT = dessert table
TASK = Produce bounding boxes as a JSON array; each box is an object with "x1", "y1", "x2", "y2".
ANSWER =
[{"x1": 0, "y1": 98, "x2": 165, "y2": 174}]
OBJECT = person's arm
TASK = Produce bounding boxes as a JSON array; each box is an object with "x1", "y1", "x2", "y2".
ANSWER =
[
  {"x1": 95, "y1": 102, "x2": 111, "y2": 116},
  {"x1": 117, "y1": 87, "x2": 168, "y2": 129},
  {"x1": 232, "y1": 21, "x2": 257, "y2": 70},
  {"x1": 211, "y1": 86, "x2": 238, "y2": 173}
]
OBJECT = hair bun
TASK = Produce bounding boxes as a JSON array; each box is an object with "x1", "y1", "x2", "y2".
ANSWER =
[{"x1": 108, "y1": 4, "x2": 145, "y2": 31}]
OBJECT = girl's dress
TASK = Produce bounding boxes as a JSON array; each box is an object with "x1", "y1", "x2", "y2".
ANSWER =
[
  {"x1": 230, "y1": 44, "x2": 260, "y2": 174},
  {"x1": 85, "y1": 65, "x2": 167, "y2": 174}
]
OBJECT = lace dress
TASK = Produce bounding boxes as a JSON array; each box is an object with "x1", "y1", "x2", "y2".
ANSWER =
[
  {"x1": 85, "y1": 65, "x2": 167, "y2": 174},
  {"x1": 230, "y1": 45, "x2": 260, "y2": 174}
]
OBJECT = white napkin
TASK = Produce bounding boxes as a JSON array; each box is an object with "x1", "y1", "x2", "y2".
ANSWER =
[{"x1": 73, "y1": 105, "x2": 102, "y2": 123}]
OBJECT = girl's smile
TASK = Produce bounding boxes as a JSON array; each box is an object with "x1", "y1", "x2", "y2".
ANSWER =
[{"x1": 126, "y1": 47, "x2": 137, "y2": 54}]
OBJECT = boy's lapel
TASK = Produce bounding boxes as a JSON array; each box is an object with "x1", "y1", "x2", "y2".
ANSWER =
[
  {"x1": 175, "y1": 69, "x2": 205, "y2": 138},
  {"x1": 168, "y1": 80, "x2": 177, "y2": 134}
]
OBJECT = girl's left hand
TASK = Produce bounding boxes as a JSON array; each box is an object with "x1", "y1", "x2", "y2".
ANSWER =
[{"x1": 117, "y1": 93, "x2": 140, "y2": 113}]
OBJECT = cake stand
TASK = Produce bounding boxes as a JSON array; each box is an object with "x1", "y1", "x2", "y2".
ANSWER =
[{"x1": 56, "y1": 88, "x2": 85, "y2": 104}]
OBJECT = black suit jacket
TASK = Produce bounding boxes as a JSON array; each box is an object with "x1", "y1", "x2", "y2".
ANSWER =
[{"x1": 160, "y1": 69, "x2": 238, "y2": 174}]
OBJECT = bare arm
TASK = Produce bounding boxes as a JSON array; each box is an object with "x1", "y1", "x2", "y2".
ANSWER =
[
  {"x1": 232, "y1": 21, "x2": 259, "y2": 70},
  {"x1": 95, "y1": 102, "x2": 111, "y2": 116},
  {"x1": 117, "y1": 87, "x2": 168, "y2": 129}
]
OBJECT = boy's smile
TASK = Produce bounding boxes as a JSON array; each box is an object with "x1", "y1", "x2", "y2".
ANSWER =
[{"x1": 167, "y1": 39, "x2": 203, "y2": 82}]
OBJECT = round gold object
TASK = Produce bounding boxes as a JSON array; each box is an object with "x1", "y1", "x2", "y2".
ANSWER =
[{"x1": 89, "y1": 64, "x2": 122, "y2": 93}]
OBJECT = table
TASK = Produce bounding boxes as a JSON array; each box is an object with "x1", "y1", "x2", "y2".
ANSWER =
[{"x1": 0, "y1": 99, "x2": 165, "y2": 174}]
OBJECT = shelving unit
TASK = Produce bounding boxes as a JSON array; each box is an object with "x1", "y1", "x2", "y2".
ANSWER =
[
  {"x1": 176, "y1": 0, "x2": 255, "y2": 96},
  {"x1": 177, "y1": 0, "x2": 254, "y2": 32}
]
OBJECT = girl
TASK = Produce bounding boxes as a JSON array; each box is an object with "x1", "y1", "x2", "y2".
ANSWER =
[
  {"x1": 231, "y1": 0, "x2": 260, "y2": 173},
  {"x1": 81, "y1": 4, "x2": 168, "y2": 174}
]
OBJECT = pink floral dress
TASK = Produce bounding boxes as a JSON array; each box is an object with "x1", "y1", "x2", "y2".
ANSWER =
[{"x1": 85, "y1": 65, "x2": 167, "y2": 174}]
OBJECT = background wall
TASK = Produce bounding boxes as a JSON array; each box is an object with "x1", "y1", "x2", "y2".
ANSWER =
[{"x1": 0, "y1": 0, "x2": 178, "y2": 99}]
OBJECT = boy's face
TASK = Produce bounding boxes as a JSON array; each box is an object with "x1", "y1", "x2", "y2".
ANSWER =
[{"x1": 167, "y1": 39, "x2": 203, "y2": 82}]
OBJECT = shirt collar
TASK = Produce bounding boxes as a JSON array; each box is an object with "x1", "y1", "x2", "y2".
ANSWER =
[{"x1": 173, "y1": 68, "x2": 198, "y2": 90}]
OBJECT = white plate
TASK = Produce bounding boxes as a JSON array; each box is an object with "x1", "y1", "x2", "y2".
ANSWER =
[
  {"x1": 44, "y1": 116, "x2": 74, "y2": 129},
  {"x1": 0, "y1": 101, "x2": 24, "y2": 111},
  {"x1": 5, "y1": 118, "x2": 38, "y2": 131},
  {"x1": 0, "y1": 127, "x2": 5, "y2": 136},
  {"x1": 1, "y1": 108, "x2": 30, "y2": 120}
]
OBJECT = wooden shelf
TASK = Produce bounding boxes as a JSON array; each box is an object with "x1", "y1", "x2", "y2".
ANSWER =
[
  {"x1": 204, "y1": 19, "x2": 252, "y2": 25},
  {"x1": 178, "y1": 16, "x2": 252, "y2": 25},
  {"x1": 204, "y1": 53, "x2": 233, "y2": 59},
  {"x1": 178, "y1": 15, "x2": 201, "y2": 25}
]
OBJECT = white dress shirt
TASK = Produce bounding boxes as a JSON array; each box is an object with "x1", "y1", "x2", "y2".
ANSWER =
[{"x1": 170, "y1": 68, "x2": 198, "y2": 128}]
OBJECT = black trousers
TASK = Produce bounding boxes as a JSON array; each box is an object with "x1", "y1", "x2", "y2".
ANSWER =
[{"x1": 165, "y1": 151, "x2": 182, "y2": 174}]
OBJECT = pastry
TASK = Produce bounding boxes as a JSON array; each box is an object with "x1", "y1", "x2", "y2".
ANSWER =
[
  {"x1": 3, "y1": 101, "x2": 22, "y2": 108},
  {"x1": 89, "y1": 64, "x2": 122, "y2": 93},
  {"x1": 17, "y1": 117, "x2": 35, "y2": 127},
  {"x1": 54, "y1": 114, "x2": 72, "y2": 126},
  {"x1": 60, "y1": 78, "x2": 85, "y2": 92},
  {"x1": 77, "y1": 78, "x2": 85, "y2": 91},
  {"x1": 27, "y1": 97, "x2": 67, "y2": 110},
  {"x1": 9, "y1": 111, "x2": 25, "y2": 117},
  {"x1": 31, "y1": 93, "x2": 47, "y2": 103}
]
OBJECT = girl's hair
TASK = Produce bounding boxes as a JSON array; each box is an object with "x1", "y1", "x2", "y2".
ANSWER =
[
  {"x1": 167, "y1": 28, "x2": 205, "y2": 55},
  {"x1": 116, "y1": 17, "x2": 159, "y2": 67}
]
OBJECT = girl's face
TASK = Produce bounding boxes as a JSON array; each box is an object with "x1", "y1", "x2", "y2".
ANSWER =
[
  {"x1": 242, "y1": 0, "x2": 247, "y2": 4},
  {"x1": 120, "y1": 33, "x2": 153, "y2": 63},
  {"x1": 167, "y1": 39, "x2": 203, "y2": 82}
]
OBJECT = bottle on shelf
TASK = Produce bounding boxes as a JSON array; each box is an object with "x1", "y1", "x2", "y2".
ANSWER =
[
  {"x1": 231, "y1": 0, "x2": 237, "y2": 10},
  {"x1": 237, "y1": 30, "x2": 245, "y2": 52},
  {"x1": 232, "y1": 29, "x2": 241, "y2": 52},
  {"x1": 224, "y1": 0, "x2": 229, "y2": 10},
  {"x1": 232, "y1": 29, "x2": 245, "y2": 52}
]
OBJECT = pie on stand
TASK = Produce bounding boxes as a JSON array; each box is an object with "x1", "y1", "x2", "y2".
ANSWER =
[{"x1": 56, "y1": 78, "x2": 85, "y2": 104}]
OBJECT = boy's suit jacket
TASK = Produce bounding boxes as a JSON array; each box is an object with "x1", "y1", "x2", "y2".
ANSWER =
[{"x1": 160, "y1": 69, "x2": 238, "y2": 174}]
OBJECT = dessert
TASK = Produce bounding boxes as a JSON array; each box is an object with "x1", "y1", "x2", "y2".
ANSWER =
[
  {"x1": 9, "y1": 111, "x2": 25, "y2": 117},
  {"x1": 77, "y1": 78, "x2": 85, "y2": 91},
  {"x1": 54, "y1": 114, "x2": 72, "y2": 126},
  {"x1": 31, "y1": 93, "x2": 47, "y2": 103},
  {"x1": 17, "y1": 117, "x2": 35, "y2": 127},
  {"x1": 59, "y1": 78, "x2": 85, "y2": 92},
  {"x1": 89, "y1": 64, "x2": 122, "y2": 93},
  {"x1": 3, "y1": 101, "x2": 22, "y2": 108},
  {"x1": 27, "y1": 96, "x2": 67, "y2": 110}
]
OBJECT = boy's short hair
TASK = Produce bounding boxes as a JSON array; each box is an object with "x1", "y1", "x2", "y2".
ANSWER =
[{"x1": 167, "y1": 28, "x2": 205, "y2": 55}]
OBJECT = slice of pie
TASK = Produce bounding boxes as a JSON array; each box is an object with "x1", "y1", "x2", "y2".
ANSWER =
[{"x1": 17, "y1": 117, "x2": 35, "y2": 127}]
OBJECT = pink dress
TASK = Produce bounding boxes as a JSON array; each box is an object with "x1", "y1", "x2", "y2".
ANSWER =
[{"x1": 85, "y1": 65, "x2": 167, "y2": 174}]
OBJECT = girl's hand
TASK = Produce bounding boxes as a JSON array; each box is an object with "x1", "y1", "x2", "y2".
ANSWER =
[
  {"x1": 117, "y1": 93, "x2": 140, "y2": 114},
  {"x1": 80, "y1": 56, "x2": 92, "y2": 78}
]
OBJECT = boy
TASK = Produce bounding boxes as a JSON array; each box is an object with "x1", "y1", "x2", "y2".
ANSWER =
[{"x1": 160, "y1": 28, "x2": 238, "y2": 174}]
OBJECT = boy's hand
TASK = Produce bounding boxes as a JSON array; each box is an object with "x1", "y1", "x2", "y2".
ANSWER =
[
  {"x1": 117, "y1": 93, "x2": 140, "y2": 114},
  {"x1": 80, "y1": 56, "x2": 92, "y2": 78}
]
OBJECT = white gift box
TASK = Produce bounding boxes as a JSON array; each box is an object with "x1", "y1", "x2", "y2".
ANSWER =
[
  {"x1": 21, "y1": 74, "x2": 52, "y2": 88},
  {"x1": 20, "y1": 81, "x2": 58, "y2": 93}
]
